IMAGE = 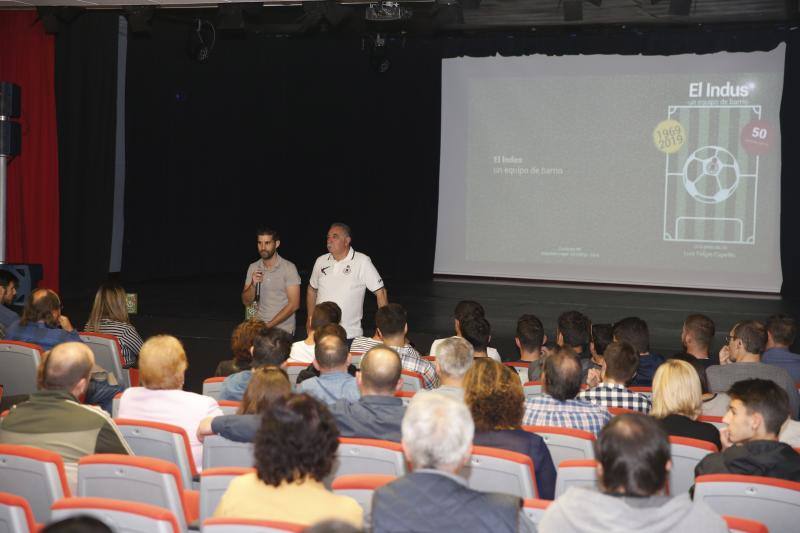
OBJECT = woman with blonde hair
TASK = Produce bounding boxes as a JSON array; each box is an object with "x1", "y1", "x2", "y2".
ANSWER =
[
  {"x1": 651, "y1": 358, "x2": 721, "y2": 449},
  {"x1": 238, "y1": 366, "x2": 292, "y2": 415},
  {"x1": 118, "y1": 335, "x2": 223, "y2": 470},
  {"x1": 464, "y1": 358, "x2": 556, "y2": 499},
  {"x1": 84, "y1": 281, "x2": 143, "y2": 368}
]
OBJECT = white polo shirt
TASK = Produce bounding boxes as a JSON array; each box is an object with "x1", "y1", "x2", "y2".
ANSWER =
[{"x1": 309, "y1": 248, "x2": 384, "y2": 338}]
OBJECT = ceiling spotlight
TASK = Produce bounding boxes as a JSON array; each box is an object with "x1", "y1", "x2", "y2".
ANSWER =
[{"x1": 366, "y1": 1, "x2": 413, "y2": 22}]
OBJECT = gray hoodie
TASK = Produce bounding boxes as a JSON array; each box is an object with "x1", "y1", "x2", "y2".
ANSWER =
[{"x1": 539, "y1": 487, "x2": 727, "y2": 533}]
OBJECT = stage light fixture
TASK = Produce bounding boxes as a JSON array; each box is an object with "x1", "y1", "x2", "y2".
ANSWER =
[
  {"x1": 125, "y1": 6, "x2": 155, "y2": 34},
  {"x1": 187, "y1": 19, "x2": 216, "y2": 63}
]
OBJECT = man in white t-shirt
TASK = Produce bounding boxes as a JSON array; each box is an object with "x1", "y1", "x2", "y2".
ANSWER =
[
  {"x1": 242, "y1": 228, "x2": 301, "y2": 335},
  {"x1": 307, "y1": 223, "x2": 388, "y2": 340}
]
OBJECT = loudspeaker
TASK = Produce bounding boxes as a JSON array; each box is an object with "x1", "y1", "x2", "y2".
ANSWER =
[
  {"x1": 0, "y1": 82, "x2": 20, "y2": 118},
  {"x1": 564, "y1": 1, "x2": 583, "y2": 21},
  {"x1": 0, "y1": 264, "x2": 43, "y2": 306},
  {"x1": 0, "y1": 121, "x2": 21, "y2": 157}
]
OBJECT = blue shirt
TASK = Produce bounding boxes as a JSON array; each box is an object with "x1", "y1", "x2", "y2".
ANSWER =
[
  {"x1": 0, "y1": 304, "x2": 19, "y2": 331},
  {"x1": 219, "y1": 370, "x2": 252, "y2": 401},
  {"x1": 297, "y1": 371, "x2": 360, "y2": 405},
  {"x1": 4, "y1": 320, "x2": 82, "y2": 350},
  {"x1": 763, "y1": 347, "x2": 800, "y2": 383}
]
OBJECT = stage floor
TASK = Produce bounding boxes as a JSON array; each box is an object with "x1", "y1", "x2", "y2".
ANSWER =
[{"x1": 64, "y1": 275, "x2": 800, "y2": 394}]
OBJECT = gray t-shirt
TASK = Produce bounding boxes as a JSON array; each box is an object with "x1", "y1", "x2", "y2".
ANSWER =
[
  {"x1": 707, "y1": 362, "x2": 800, "y2": 419},
  {"x1": 244, "y1": 254, "x2": 301, "y2": 334}
]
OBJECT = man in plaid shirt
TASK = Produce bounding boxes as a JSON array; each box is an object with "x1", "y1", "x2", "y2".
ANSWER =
[
  {"x1": 523, "y1": 347, "x2": 611, "y2": 435},
  {"x1": 377, "y1": 303, "x2": 439, "y2": 390},
  {"x1": 577, "y1": 341, "x2": 652, "y2": 414}
]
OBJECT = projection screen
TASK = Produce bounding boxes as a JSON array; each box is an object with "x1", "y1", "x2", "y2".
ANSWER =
[{"x1": 435, "y1": 45, "x2": 785, "y2": 292}]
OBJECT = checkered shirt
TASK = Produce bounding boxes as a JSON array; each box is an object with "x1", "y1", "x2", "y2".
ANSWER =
[
  {"x1": 522, "y1": 394, "x2": 612, "y2": 435},
  {"x1": 393, "y1": 344, "x2": 440, "y2": 390},
  {"x1": 576, "y1": 383, "x2": 652, "y2": 414}
]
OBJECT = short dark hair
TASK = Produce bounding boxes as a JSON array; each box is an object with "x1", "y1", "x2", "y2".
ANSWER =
[
  {"x1": 256, "y1": 227, "x2": 280, "y2": 241},
  {"x1": 732, "y1": 320, "x2": 767, "y2": 355},
  {"x1": 613, "y1": 317, "x2": 650, "y2": 354},
  {"x1": 20, "y1": 288, "x2": 60, "y2": 327},
  {"x1": 252, "y1": 328, "x2": 292, "y2": 367},
  {"x1": 595, "y1": 413, "x2": 670, "y2": 497},
  {"x1": 454, "y1": 300, "x2": 485, "y2": 322},
  {"x1": 360, "y1": 345, "x2": 402, "y2": 393},
  {"x1": 543, "y1": 347, "x2": 582, "y2": 401},
  {"x1": 684, "y1": 314, "x2": 715, "y2": 350},
  {"x1": 254, "y1": 394, "x2": 339, "y2": 486},
  {"x1": 766, "y1": 314, "x2": 797, "y2": 346},
  {"x1": 311, "y1": 301, "x2": 342, "y2": 333},
  {"x1": 42, "y1": 516, "x2": 113, "y2": 533},
  {"x1": 461, "y1": 316, "x2": 491, "y2": 352},
  {"x1": 670, "y1": 352, "x2": 710, "y2": 394},
  {"x1": 0, "y1": 269, "x2": 18, "y2": 289},
  {"x1": 591, "y1": 324, "x2": 614, "y2": 356},
  {"x1": 375, "y1": 303, "x2": 407, "y2": 337},
  {"x1": 728, "y1": 378, "x2": 789, "y2": 435},
  {"x1": 557, "y1": 311, "x2": 591, "y2": 348},
  {"x1": 516, "y1": 314, "x2": 544, "y2": 352},
  {"x1": 603, "y1": 342, "x2": 639, "y2": 383},
  {"x1": 315, "y1": 334, "x2": 349, "y2": 369}
]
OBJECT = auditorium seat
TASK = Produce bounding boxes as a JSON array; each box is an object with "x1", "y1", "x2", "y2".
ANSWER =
[
  {"x1": 698, "y1": 415, "x2": 726, "y2": 430},
  {"x1": 349, "y1": 353, "x2": 363, "y2": 367},
  {"x1": 694, "y1": 474, "x2": 800, "y2": 533},
  {"x1": 283, "y1": 362, "x2": 308, "y2": 388},
  {"x1": 77, "y1": 454, "x2": 199, "y2": 531},
  {"x1": 393, "y1": 390, "x2": 415, "y2": 406},
  {"x1": 218, "y1": 400, "x2": 240, "y2": 415},
  {"x1": 629, "y1": 386, "x2": 652, "y2": 398},
  {"x1": 522, "y1": 426, "x2": 595, "y2": 467},
  {"x1": 0, "y1": 444, "x2": 71, "y2": 524},
  {"x1": 503, "y1": 362, "x2": 529, "y2": 383},
  {"x1": 607, "y1": 406, "x2": 638, "y2": 416},
  {"x1": 202, "y1": 518, "x2": 305, "y2": 532},
  {"x1": 202, "y1": 435, "x2": 254, "y2": 470},
  {"x1": 522, "y1": 498, "x2": 552, "y2": 525},
  {"x1": 722, "y1": 515, "x2": 769, "y2": 533},
  {"x1": 0, "y1": 491, "x2": 37, "y2": 533},
  {"x1": 330, "y1": 438, "x2": 407, "y2": 480},
  {"x1": 79, "y1": 332, "x2": 131, "y2": 388},
  {"x1": 422, "y1": 355, "x2": 436, "y2": 362},
  {"x1": 668, "y1": 436, "x2": 717, "y2": 495},
  {"x1": 51, "y1": 497, "x2": 181, "y2": 533},
  {"x1": 111, "y1": 392, "x2": 122, "y2": 418},
  {"x1": 202, "y1": 377, "x2": 226, "y2": 400},
  {"x1": 0, "y1": 341, "x2": 43, "y2": 398},
  {"x1": 522, "y1": 381, "x2": 542, "y2": 397},
  {"x1": 199, "y1": 467, "x2": 254, "y2": 523},
  {"x1": 399, "y1": 370, "x2": 425, "y2": 392},
  {"x1": 463, "y1": 446, "x2": 537, "y2": 499},
  {"x1": 114, "y1": 418, "x2": 198, "y2": 488},
  {"x1": 331, "y1": 474, "x2": 396, "y2": 516},
  {"x1": 554, "y1": 459, "x2": 598, "y2": 498}
]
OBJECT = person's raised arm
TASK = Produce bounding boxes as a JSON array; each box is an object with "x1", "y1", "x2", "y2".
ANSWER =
[
  {"x1": 241, "y1": 270, "x2": 263, "y2": 306},
  {"x1": 306, "y1": 285, "x2": 318, "y2": 318}
]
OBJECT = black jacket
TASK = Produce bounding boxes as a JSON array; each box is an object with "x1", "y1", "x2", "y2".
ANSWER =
[{"x1": 694, "y1": 439, "x2": 800, "y2": 482}]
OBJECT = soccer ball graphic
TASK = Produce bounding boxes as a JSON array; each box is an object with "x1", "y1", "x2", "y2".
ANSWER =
[{"x1": 682, "y1": 146, "x2": 741, "y2": 204}]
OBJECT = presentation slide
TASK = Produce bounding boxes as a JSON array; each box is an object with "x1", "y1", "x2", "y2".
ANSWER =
[{"x1": 435, "y1": 45, "x2": 785, "y2": 292}]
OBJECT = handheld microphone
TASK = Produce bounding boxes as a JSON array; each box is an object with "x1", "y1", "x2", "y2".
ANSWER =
[{"x1": 255, "y1": 277, "x2": 261, "y2": 303}]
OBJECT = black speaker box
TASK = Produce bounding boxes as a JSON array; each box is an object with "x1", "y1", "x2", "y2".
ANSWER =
[
  {"x1": 0, "y1": 82, "x2": 20, "y2": 118},
  {"x1": 0, "y1": 121, "x2": 21, "y2": 157},
  {"x1": 0, "y1": 264, "x2": 43, "y2": 306}
]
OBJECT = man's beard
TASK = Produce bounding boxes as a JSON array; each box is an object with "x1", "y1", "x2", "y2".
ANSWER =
[{"x1": 261, "y1": 250, "x2": 275, "y2": 260}]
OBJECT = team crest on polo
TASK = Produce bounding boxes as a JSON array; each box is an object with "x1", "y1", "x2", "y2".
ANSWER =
[{"x1": 343, "y1": 265, "x2": 352, "y2": 275}]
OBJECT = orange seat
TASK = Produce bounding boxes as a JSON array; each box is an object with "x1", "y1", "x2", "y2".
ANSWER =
[
  {"x1": 554, "y1": 459, "x2": 598, "y2": 497},
  {"x1": 200, "y1": 467, "x2": 255, "y2": 522},
  {"x1": 0, "y1": 491, "x2": 37, "y2": 533},
  {"x1": 79, "y1": 332, "x2": 131, "y2": 388},
  {"x1": 722, "y1": 515, "x2": 768, "y2": 533},
  {"x1": 464, "y1": 446, "x2": 537, "y2": 499},
  {"x1": 202, "y1": 518, "x2": 305, "y2": 532},
  {"x1": 668, "y1": 436, "x2": 717, "y2": 495},
  {"x1": 0, "y1": 444, "x2": 71, "y2": 524},
  {"x1": 607, "y1": 406, "x2": 638, "y2": 416},
  {"x1": 523, "y1": 426, "x2": 595, "y2": 466},
  {"x1": 331, "y1": 474, "x2": 396, "y2": 515},
  {"x1": 399, "y1": 370, "x2": 425, "y2": 392},
  {"x1": 522, "y1": 498, "x2": 552, "y2": 524},
  {"x1": 202, "y1": 377, "x2": 226, "y2": 399},
  {"x1": 0, "y1": 341, "x2": 43, "y2": 397},
  {"x1": 332, "y1": 438, "x2": 407, "y2": 480},
  {"x1": 218, "y1": 400, "x2": 241, "y2": 415}
]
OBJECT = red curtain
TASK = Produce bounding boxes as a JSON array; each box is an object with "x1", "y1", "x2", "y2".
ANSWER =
[{"x1": 0, "y1": 10, "x2": 59, "y2": 292}]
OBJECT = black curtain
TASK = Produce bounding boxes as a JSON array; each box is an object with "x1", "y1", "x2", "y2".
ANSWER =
[{"x1": 56, "y1": 13, "x2": 119, "y2": 299}]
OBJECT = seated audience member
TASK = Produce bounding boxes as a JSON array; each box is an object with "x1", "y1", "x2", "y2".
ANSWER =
[
  {"x1": 83, "y1": 281, "x2": 144, "y2": 369},
  {"x1": 0, "y1": 342, "x2": 131, "y2": 489},
  {"x1": 429, "y1": 300, "x2": 501, "y2": 361},
  {"x1": 460, "y1": 316, "x2": 494, "y2": 359},
  {"x1": 215, "y1": 319, "x2": 267, "y2": 377},
  {"x1": 510, "y1": 314, "x2": 546, "y2": 381},
  {"x1": 671, "y1": 353, "x2": 730, "y2": 417},
  {"x1": 465, "y1": 358, "x2": 556, "y2": 499},
  {"x1": 237, "y1": 366, "x2": 292, "y2": 414},
  {"x1": 289, "y1": 301, "x2": 341, "y2": 363},
  {"x1": 220, "y1": 326, "x2": 293, "y2": 401},
  {"x1": 539, "y1": 414, "x2": 727, "y2": 533},
  {"x1": 763, "y1": 313, "x2": 800, "y2": 382},
  {"x1": 523, "y1": 347, "x2": 612, "y2": 435},
  {"x1": 374, "y1": 303, "x2": 439, "y2": 389},
  {"x1": 0, "y1": 269, "x2": 19, "y2": 335},
  {"x1": 433, "y1": 336, "x2": 473, "y2": 399},
  {"x1": 556, "y1": 310, "x2": 592, "y2": 360},
  {"x1": 695, "y1": 378, "x2": 800, "y2": 481},
  {"x1": 707, "y1": 320, "x2": 800, "y2": 419},
  {"x1": 581, "y1": 323, "x2": 612, "y2": 384},
  {"x1": 651, "y1": 359, "x2": 721, "y2": 449},
  {"x1": 372, "y1": 392, "x2": 536, "y2": 533},
  {"x1": 674, "y1": 314, "x2": 717, "y2": 369},
  {"x1": 214, "y1": 394, "x2": 363, "y2": 527},
  {"x1": 577, "y1": 342, "x2": 652, "y2": 414},
  {"x1": 118, "y1": 335, "x2": 223, "y2": 470},
  {"x1": 613, "y1": 316, "x2": 663, "y2": 387},
  {"x1": 298, "y1": 330, "x2": 360, "y2": 405},
  {"x1": 295, "y1": 323, "x2": 359, "y2": 384}
]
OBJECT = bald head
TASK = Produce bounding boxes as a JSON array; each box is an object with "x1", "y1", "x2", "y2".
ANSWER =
[
  {"x1": 314, "y1": 334, "x2": 349, "y2": 370},
  {"x1": 359, "y1": 345, "x2": 402, "y2": 395},
  {"x1": 21, "y1": 288, "x2": 61, "y2": 327},
  {"x1": 41, "y1": 342, "x2": 94, "y2": 393}
]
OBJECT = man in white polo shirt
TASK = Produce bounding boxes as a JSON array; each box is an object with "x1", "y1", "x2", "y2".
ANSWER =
[{"x1": 307, "y1": 223, "x2": 388, "y2": 340}]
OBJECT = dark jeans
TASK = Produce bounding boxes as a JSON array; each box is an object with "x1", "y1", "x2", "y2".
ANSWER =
[{"x1": 86, "y1": 379, "x2": 125, "y2": 415}]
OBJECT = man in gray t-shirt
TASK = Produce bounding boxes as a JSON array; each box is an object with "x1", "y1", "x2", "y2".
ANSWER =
[
  {"x1": 707, "y1": 320, "x2": 800, "y2": 420},
  {"x1": 242, "y1": 228, "x2": 301, "y2": 335}
]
